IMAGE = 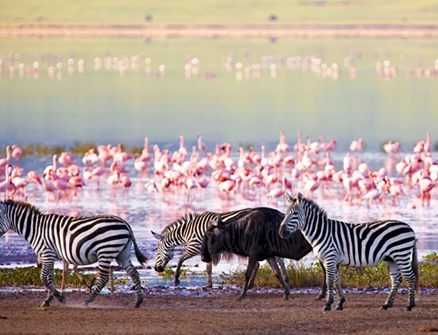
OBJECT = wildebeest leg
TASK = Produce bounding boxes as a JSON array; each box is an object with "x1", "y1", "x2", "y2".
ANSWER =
[
  {"x1": 266, "y1": 257, "x2": 290, "y2": 300},
  {"x1": 238, "y1": 256, "x2": 259, "y2": 300},
  {"x1": 248, "y1": 261, "x2": 260, "y2": 289},
  {"x1": 206, "y1": 262, "x2": 213, "y2": 288}
]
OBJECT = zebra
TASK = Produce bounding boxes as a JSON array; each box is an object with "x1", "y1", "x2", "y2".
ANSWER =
[
  {"x1": 0, "y1": 199, "x2": 147, "y2": 308},
  {"x1": 279, "y1": 192, "x2": 419, "y2": 311},
  {"x1": 152, "y1": 208, "x2": 290, "y2": 288}
]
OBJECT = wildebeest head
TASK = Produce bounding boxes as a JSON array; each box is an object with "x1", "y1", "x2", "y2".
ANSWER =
[{"x1": 201, "y1": 214, "x2": 229, "y2": 265}]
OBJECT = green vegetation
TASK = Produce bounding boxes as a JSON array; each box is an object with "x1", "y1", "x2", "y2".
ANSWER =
[
  {"x1": 4, "y1": 254, "x2": 438, "y2": 289},
  {"x1": 220, "y1": 256, "x2": 438, "y2": 289},
  {"x1": 0, "y1": 266, "x2": 95, "y2": 287},
  {"x1": 1, "y1": 0, "x2": 438, "y2": 26}
]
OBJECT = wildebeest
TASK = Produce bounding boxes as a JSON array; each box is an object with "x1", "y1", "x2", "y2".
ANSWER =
[{"x1": 201, "y1": 207, "x2": 326, "y2": 300}]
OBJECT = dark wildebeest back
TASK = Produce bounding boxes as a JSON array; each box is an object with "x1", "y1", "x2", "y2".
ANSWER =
[{"x1": 201, "y1": 207, "x2": 326, "y2": 300}]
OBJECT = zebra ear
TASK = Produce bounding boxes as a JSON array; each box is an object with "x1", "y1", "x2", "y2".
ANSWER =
[
  {"x1": 297, "y1": 192, "x2": 303, "y2": 202},
  {"x1": 151, "y1": 231, "x2": 163, "y2": 240},
  {"x1": 0, "y1": 202, "x2": 5, "y2": 212},
  {"x1": 284, "y1": 192, "x2": 295, "y2": 204}
]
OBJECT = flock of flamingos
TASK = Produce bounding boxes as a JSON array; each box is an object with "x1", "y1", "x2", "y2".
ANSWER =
[{"x1": 0, "y1": 132, "x2": 436, "y2": 209}]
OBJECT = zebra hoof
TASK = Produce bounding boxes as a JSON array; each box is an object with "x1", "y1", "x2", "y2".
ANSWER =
[
  {"x1": 380, "y1": 305, "x2": 389, "y2": 311},
  {"x1": 406, "y1": 306, "x2": 414, "y2": 312},
  {"x1": 335, "y1": 306, "x2": 343, "y2": 311},
  {"x1": 323, "y1": 306, "x2": 331, "y2": 312},
  {"x1": 40, "y1": 301, "x2": 50, "y2": 308},
  {"x1": 58, "y1": 295, "x2": 66, "y2": 305}
]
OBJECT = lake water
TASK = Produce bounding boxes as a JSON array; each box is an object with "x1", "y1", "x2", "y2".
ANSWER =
[{"x1": 0, "y1": 37, "x2": 437, "y2": 287}]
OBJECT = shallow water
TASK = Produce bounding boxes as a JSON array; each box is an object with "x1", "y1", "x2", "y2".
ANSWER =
[{"x1": 0, "y1": 149, "x2": 437, "y2": 287}]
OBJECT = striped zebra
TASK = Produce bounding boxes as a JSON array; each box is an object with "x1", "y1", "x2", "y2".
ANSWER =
[
  {"x1": 0, "y1": 199, "x2": 147, "y2": 308},
  {"x1": 152, "y1": 208, "x2": 290, "y2": 288},
  {"x1": 279, "y1": 192, "x2": 418, "y2": 311}
]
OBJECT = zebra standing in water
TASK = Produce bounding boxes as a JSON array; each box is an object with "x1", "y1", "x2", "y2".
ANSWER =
[
  {"x1": 279, "y1": 192, "x2": 418, "y2": 311},
  {"x1": 0, "y1": 200, "x2": 147, "y2": 308},
  {"x1": 152, "y1": 208, "x2": 290, "y2": 288}
]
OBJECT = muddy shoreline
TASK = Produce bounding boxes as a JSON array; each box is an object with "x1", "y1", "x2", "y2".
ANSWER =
[
  {"x1": 1, "y1": 23, "x2": 438, "y2": 39},
  {"x1": 1, "y1": 287, "x2": 438, "y2": 334}
]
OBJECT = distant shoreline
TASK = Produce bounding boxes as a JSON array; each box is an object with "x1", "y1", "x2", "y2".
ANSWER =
[{"x1": 1, "y1": 23, "x2": 438, "y2": 39}]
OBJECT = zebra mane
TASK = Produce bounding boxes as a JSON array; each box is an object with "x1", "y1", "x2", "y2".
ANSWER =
[
  {"x1": 3, "y1": 199, "x2": 42, "y2": 215},
  {"x1": 302, "y1": 197, "x2": 327, "y2": 218},
  {"x1": 160, "y1": 212, "x2": 200, "y2": 235}
]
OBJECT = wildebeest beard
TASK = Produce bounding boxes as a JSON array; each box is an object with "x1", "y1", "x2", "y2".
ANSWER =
[{"x1": 210, "y1": 251, "x2": 242, "y2": 266}]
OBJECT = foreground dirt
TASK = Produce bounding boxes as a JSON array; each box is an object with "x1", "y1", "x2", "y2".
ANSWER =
[{"x1": 0, "y1": 289, "x2": 438, "y2": 335}]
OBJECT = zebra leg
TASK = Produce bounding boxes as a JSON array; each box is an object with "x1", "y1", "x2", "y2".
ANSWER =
[
  {"x1": 323, "y1": 261, "x2": 336, "y2": 311},
  {"x1": 124, "y1": 263, "x2": 144, "y2": 308},
  {"x1": 316, "y1": 262, "x2": 328, "y2": 301},
  {"x1": 381, "y1": 261, "x2": 402, "y2": 310},
  {"x1": 116, "y1": 246, "x2": 144, "y2": 308},
  {"x1": 266, "y1": 257, "x2": 290, "y2": 300},
  {"x1": 334, "y1": 272, "x2": 346, "y2": 311},
  {"x1": 248, "y1": 261, "x2": 260, "y2": 289},
  {"x1": 276, "y1": 257, "x2": 292, "y2": 289},
  {"x1": 84, "y1": 261, "x2": 110, "y2": 307},
  {"x1": 174, "y1": 250, "x2": 196, "y2": 286},
  {"x1": 238, "y1": 256, "x2": 259, "y2": 301},
  {"x1": 40, "y1": 260, "x2": 66, "y2": 307},
  {"x1": 400, "y1": 262, "x2": 417, "y2": 311},
  {"x1": 206, "y1": 262, "x2": 213, "y2": 288}
]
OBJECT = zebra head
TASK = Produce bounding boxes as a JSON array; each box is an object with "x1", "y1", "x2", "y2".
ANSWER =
[
  {"x1": 151, "y1": 231, "x2": 175, "y2": 273},
  {"x1": 279, "y1": 192, "x2": 305, "y2": 238},
  {"x1": 0, "y1": 201, "x2": 11, "y2": 237}
]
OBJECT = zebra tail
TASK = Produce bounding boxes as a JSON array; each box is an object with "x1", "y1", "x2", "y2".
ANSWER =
[
  {"x1": 412, "y1": 240, "x2": 420, "y2": 297},
  {"x1": 128, "y1": 227, "x2": 148, "y2": 268}
]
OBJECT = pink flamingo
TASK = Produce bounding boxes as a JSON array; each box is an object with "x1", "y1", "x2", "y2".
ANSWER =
[
  {"x1": 11, "y1": 145, "x2": 23, "y2": 161},
  {"x1": 383, "y1": 141, "x2": 401, "y2": 155},
  {"x1": 197, "y1": 133, "x2": 206, "y2": 152},
  {"x1": 134, "y1": 154, "x2": 149, "y2": 174},
  {"x1": 119, "y1": 175, "x2": 132, "y2": 188},
  {"x1": 419, "y1": 170, "x2": 435, "y2": 207},
  {"x1": 276, "y1": 130, "x2": 290, "y2": 153},
  {"x1": 0, "y1": 165, "x2": 13, "y2": 199},
  {"x1": 218, "y1": 178, "x2": 241, "y2": 197},
  {"x1": 58, "y1": 152, "x2": 75, "y2": 166},
  {"x1": 144, "y1": 180, "x2": 159, "y2": 193},
  {"x1": 349, "y1": 138, "x2": 363, "y2": 152},
  {"x1": 266, "y1": 176, "x2": 288, "y2": 202},
  {"x1": 0, "y1": 146, "x2": 11, "y2": 170}
]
